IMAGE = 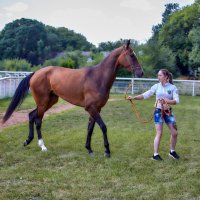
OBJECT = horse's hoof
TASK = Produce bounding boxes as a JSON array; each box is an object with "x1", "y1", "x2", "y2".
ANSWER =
[
  {"x1": 104, "y1": 152, "x2": 111, "y2": 158},
  {"x1": 23, "y1": 140, "x2": 28, "y2": 147},
  {"x1": 41, "y1": 147, "x2": 47, "y2": 151},
  {"x1": 89, "y1": 152, "x2": 94, "y2": 156}
]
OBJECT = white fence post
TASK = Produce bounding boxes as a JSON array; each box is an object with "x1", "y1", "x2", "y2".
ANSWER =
[
  {"x1": 192, "y1": 82, "x2": 195, "y2": 96},
  {"x1": 131, "y1": 78, "x2": 134, "y2": 94}
]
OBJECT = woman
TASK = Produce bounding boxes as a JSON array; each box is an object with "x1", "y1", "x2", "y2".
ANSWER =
[{"x1": 127, "y1": 69, "x2": 180, "y2": 161}]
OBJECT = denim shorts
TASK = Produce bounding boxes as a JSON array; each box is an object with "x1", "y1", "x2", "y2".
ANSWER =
[{"x1": 154, "y1": 108, "x2": 176, "y2": 125}]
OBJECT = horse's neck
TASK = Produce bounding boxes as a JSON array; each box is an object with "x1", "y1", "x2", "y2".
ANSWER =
[{"x1": 97, "y1": 47, "x2": 122, "y2": 89}]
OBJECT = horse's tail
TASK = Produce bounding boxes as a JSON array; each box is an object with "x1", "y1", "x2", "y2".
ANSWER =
[{"x1": 2, "y1": 73, "x2": 35, "y2": 123}]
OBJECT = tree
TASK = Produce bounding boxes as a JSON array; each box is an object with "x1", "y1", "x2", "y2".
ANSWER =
[
  {"x1": 139, "y1": 4, "x2": 180, "y2": 77},
  {"x1": 162, "y1": 3, "x2": 180, "y2": 24},
  {"x1": 188, "y1": 27, "x2": 200, "y2": 70},
  {"x1": 0, "y1": 18, "x2": 96, "y2": 66},
  {"x1": 0, "y1": 18, "x2": 47, "y2": 65},
  {"x1": 159, "y1": 3, "x2": 200, "y2": 75}
]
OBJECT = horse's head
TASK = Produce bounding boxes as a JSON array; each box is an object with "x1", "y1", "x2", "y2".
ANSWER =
[{"x1": 117, "y1": 40, "x2": 144, "y2": 77}]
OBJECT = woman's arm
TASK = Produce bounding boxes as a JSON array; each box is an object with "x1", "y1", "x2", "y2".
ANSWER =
[
  {"x1": 126, "y1": 94, "x2": 144, "y2": 100},
  {"x1": 126, "y1": 83, "x2": 158, "y2": 101}
]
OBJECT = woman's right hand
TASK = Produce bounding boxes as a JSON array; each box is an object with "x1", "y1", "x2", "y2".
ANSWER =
[{"x1": 126, "y1": 96, "x2": 133, "y2": 100}]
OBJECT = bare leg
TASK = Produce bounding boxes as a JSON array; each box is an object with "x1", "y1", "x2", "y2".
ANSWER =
[
  {"x1": 167, "y1": 123, "x2": 178, "y2": 151},
  {"x1": 154, "y1": 124, "x2": 163, "y2": 154}
]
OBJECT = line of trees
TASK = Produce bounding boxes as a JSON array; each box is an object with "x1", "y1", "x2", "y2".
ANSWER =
[
  {"x1": 145, "y1": 1, "x2": 200, "y2": 77},
  {"x1": 0, "y1": 0, "x2": 199, "y2": 78},
  {"x1": 0, "y1": 18, "x2": 95, "y2": 65}
]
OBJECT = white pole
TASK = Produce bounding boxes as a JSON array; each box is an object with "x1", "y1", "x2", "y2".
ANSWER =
[
  {"x1": 192, "y1": 82, "x2": 195, "y2": 96},
  {"x1": 3, "y1": 79, "x2": 6, "y2": 97},
  {"x1": 132, "y1": 78, "x2": 134, "y2": 94},
  {"x1": 9, "y1": 78, "x2": 12, "y2": 97}
]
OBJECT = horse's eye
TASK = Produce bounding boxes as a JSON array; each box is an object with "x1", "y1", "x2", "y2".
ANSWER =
[{"x1": 130, "y1": 54, "x2": 135, "y2": 58}]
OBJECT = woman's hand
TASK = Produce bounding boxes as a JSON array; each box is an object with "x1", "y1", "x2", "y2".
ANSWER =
[
  {"x1": 126, "y1": 96, "x2": 133, "y2": 100},
  {"x1": 126, "y1": 95, "x2": 144, "y2": 100}
]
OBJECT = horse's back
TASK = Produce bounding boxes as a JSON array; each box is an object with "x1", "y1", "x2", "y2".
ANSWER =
[
  {"x1": 30, "y1": 66, "x2": 89, "y2": 106},
  {"x1": 30, "y1": 66, "x2": 86, "y2": 87}
]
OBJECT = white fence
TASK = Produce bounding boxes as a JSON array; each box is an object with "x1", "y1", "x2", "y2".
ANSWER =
[
  {"x1": 112, "y1": 78, "x2": 200, "y2": 96},
  {"x1": 0, "y1": 71, "x2": 32, "y2": 99},
  {"x1": 1, "y1": 72, "x2": 200, "y2": 99}
]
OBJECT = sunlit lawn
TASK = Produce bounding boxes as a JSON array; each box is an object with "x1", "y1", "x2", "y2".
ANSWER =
[{"x1": 0, "y1": 95, "x2": 200, "y2": 200}]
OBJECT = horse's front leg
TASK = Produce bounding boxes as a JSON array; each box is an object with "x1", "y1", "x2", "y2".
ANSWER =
[
  {"x1": 85, "y1": 117, "x2": 95, "y2": 155},
  {"x1": 86, "y1": 106, "x2": 110, "y2": 157}
]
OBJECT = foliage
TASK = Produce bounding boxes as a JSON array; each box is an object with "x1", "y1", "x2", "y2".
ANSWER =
[
  {"x1": 159, "y1": 3, "x2": 200, "y2": 75},
  {"x1": 140, "y1": 2, "x2": 200, "y2": 78},
  {"x1": 87, "y1": 52, "x2": 104, "y2": 66},
  {"x1": 188, "y1": 27, "x2": 200, "y2": 69},
  {"x1": 139, "y1": 41, "x2": 178, "y2": 77},
  {"x1": 98, "y1": 39, "x2": 125, "y2": 51},
  {"x1": 0, "y1": 18, "x2": 47, "y2": 65},
  {"x1": 46, "y1": 26, "x2": 94, "y2": 53},
  {"x1": 43, "y1": 51, "x2": 88, "y2": 69},
  {"x1": 0, "y1": 59, "x2": 32, "y2": 71},
  {"x1": 98, "y1": 39, "x2": 139, "y2": 52},
  {"x1": 140, "y1": 4, "x2": 180, "y2": 77},
  {"x1": 0, "y1": 18, "x2": 95, "y2": 65},
  {"x1": 0, "y1": 96, "x2": 200, "y2": 199}
]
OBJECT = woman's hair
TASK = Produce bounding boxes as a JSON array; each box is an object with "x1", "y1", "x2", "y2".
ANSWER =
[{"x1": 159, "y1": 69, "x2": 173, "y2": 84}]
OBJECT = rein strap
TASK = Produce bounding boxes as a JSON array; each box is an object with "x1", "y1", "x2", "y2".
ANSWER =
[{"x1": 125, "y1": 83, "x2": 171, "y2": 124}]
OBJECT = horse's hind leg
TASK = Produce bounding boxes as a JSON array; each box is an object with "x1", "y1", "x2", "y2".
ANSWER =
[
  {"x1": 35, "y1": 113, "x2": 47, "y2": 151},
  {"x1": 24, "y1": 109, "x2": 37, "y2": 146},
  {"x1": 23, "y1": 107, "x2": 47, "y2": 151},
  {"x1": 36, "y1": 93, "x2": 59, "y2": 151},
  {"x1": 85, "y1": 117, "x2": 95, "y2": 155}
]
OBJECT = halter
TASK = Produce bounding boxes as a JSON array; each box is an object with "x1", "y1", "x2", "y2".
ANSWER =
[{"x1": 124, "y1": 51, "x2": 141, "y2": 73}]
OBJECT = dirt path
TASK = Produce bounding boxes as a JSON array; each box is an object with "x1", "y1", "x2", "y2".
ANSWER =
[
  {"x1": 0, "y1": 98, "x2": 124, "y2": 131},
  {"x1": 0, "y1": 103, "x2": 76, "y2": 131}
]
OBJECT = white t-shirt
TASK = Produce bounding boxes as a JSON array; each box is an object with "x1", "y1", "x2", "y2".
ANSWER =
[{"x1": 142, "y1": 82, "x2": 179, "y2": 109}]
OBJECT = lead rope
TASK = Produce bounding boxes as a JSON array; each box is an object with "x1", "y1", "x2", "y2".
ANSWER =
[{"x1": 124, "y1": 83, "x2": 171, "y2": 124}]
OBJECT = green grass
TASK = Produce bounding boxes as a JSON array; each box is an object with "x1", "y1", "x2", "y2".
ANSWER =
[{"x1": 0, "y1": 95, "x2": 200, "y2": 200}]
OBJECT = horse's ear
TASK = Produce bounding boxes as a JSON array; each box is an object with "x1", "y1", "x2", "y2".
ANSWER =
[{"x1": 126, "y1": 39, "x2": 131, "y2": 49}]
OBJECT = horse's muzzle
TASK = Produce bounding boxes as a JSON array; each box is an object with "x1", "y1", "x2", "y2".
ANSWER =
[{"x1": 134, "y1": 69, "x2": 144, "y2": 78}]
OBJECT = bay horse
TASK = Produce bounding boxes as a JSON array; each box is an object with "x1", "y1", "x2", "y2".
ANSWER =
[{"x1": 2, "y1": 40, "x2": 143, "y2": 157}]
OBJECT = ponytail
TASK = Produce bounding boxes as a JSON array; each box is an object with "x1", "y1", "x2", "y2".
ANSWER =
[{"x1": 160, "y1": 69, "x2": 174, "y2": 84}]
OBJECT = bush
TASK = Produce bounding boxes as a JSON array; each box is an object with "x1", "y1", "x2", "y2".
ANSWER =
[{"x1": 0, "y1": 59, "x2": 32, "y2": 71}]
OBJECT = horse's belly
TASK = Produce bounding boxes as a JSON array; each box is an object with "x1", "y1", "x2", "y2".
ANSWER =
[{"x1": 54, "y1": 89, "x2": 85, "y2": 107}]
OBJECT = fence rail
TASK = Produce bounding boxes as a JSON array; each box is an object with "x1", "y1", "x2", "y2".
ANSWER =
[
  {"x1": 112, "y1": 78, "x2": 200, "y2": 96},
  {"x1": 0, "y1": 71, "x2": 32, "y2": 99},
  {"x1": 1, "y1": 72, "x2": 200, "y2": 99}
]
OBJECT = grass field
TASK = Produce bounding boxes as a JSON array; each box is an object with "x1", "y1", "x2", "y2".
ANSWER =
[{"x1": 0, "y1": 95, "x2": 200, "y2": 200}]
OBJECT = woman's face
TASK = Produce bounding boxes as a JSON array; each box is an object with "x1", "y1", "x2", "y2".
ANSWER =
[{"x1": 157, "y1": 71, "x2": 167, "y2": 83}]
